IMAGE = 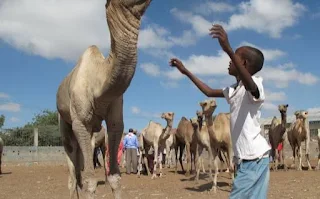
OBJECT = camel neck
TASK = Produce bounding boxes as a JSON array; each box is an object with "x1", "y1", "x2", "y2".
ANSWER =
[
  {"x1": 205, "y1": 114, "x2": 214, "y2": 127},
  {"x1": 280, "y1": 112, "x2": 287, "y2": 129}
]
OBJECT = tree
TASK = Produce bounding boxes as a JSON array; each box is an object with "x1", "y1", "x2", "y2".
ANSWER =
[
  {"x1": 31, "y1": 109, "x2": 58, "y2": 126},
  {"x1": 0, "y1": 114, "x2": 5, "y2": 129}
]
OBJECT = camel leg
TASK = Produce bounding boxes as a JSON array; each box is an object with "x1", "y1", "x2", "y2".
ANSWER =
[
  {"x1": 71, "y1": 119, "x2": 96, "y2": 199},
  {"x1": 305, "y1": 139, "x2": 312, "y2": 171},
  {"x1": 185, "y1": 143, "x2": 191, "y2": 176},
  {"x1": 317, "y1": 152, "x2": 320, "y2": 170},
  {"x1": 195, "y1": 144, "x2": 203, "y2": 183},
  {"x1": 152, "y1": 144, "x2": 159, "y2": 179},
  {"x1": 297, "y1": 145, "x2": 302, "y2": 171},
  {"x1": 165, "y1": 145, "x2": 170, "y2": 168},
  {"x1": 291, "y1": 144, "x2": 296, "y2": 169},
  {"x1": 106, "y1": 96, "x2": 124, "y2": 199},
  {"x1": 201, "y1": 156, "x2": 206, "y2": 173},
  {"x1": 274, "y1": 148, "x2": 279, "y2": 171},
  {"x1": 206, "y1": 146, "x2": 214, "y2": 186},
  {"x1": 159, "y1": 150, "x2": 164, "y2": 178},
  {"x1": 209, "y1": 149, "x2": 219, "y2": 193},
  {"x1": 226, "y1": 146, "x2": 234, "y2": 183},
  {"x1": 60, "y1": 115, "x2": 81, "y2": 199}
]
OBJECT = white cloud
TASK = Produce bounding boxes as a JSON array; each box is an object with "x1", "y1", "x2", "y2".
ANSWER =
[
  {"x1": 262, "y1": 102, "x2": 278, "y2": 111},
  {"x1": 0, "y1": 0, "x2": 183, "y2": 62},
  {"x1": 0, "y1": 0, "x2": 110, "y2": 61},
  {"x1": 170, "y1": 8, "x2": 212, "y2": 37},
  {"x1": 131, "y1": 106, "x2": 141, "y2": 114},
  {"x1": 195, "y1": 2, "x2": 235, "y2": 15},
  {"x1": 224, "y1": 0, "x2": 306, "y2": 38},
  {"x1": 240, "y1": 41, "x2": 286, "y2": 61},
  {"x1": 265, "y1": 90, "x2": 287, "y2": 102},
  {"x1": 165, "y1": 51, "x2": 230, "y2": 80},
  {"x1": 130, "y1": 106, "x2": 160, "y2": 118},
  {"x1": 0, "y1": 92, "x2": 10, "y2": 99},
  {"x1": 0, "y1": 102, "x2": 21, "y2": 112},
  {"x1": 160, "y1": 81, "x2": 179, "y2": 89},
  {"x1": 259, "y1": 64, "x2": 319, "y2": 88},
  {"x1": 140, "y1": 63, "x2": 161, "y2": 77},
  {"x1": 307, "y1": 107, "x2": 320, "y2": 116},
  {"x1": 10, "y1": 117, "x2": 20, "y2": 123}
]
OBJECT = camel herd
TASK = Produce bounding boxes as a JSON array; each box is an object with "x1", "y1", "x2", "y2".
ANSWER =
[{"x1": 268, "y1": 104, "x2": 320, "y2": 171}]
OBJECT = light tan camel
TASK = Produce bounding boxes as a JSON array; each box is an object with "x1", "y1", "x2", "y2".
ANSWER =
[
  {"x1": 0, "y1": 136, "x2": 3, "y2": 175},
  {"x1": 56, "y1": 1, "x2": 152, "y2": 198},
  {"x1": 165, "y1": 128, "x2": 176, "y2": 168},
  {"x1": 316, "y1": 129, "x2": 320, "y2": 170},
  {"x1": 287, "y1": 110, "x2": 312, "y2": 170},
  {"x1": 190, "y1": 111, "x2": 214, "y2": 185},
  {"x1": 199, "y1": 98, "x2": 234, "y2": 193},
  {"x1": 268, "y1": 104, "x2": 288, "y2": 171},
  {"x1": 175, "y1": 116, "x2": 197, "y2": 176},
  {"x1": 138, "y1": 112, "x2": 174, "y2": 179}
]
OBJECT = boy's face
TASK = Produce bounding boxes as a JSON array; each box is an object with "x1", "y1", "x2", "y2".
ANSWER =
[{"x1": 228, "y1": 47, "x2": 245, "y2": 76}]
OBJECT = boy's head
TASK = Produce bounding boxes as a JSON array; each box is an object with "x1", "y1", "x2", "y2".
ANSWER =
[{"x1": 228, "y1": 46, "x2": 264, "y2": 76}]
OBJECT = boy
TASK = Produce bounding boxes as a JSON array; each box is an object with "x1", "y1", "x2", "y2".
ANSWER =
[{"x1": 169, "y1": 24, "x2": 270, "y2": 199}]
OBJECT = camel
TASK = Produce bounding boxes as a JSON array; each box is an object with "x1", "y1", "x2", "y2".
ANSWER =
[
  {"x1": 190, "y1": 111, "x2": 214, "y2": 185},
  {"x1": 268, "y1": 104, "x2": 289, "y2": 171},
  {"x1": 56, "y1": 1, "x2": 153, "y2": 198},
  {"x1": 199, "y1": 98, "x2": 234, "y2": 193},
  {"x1": 164, "y1": 128, "x2": 176, "y2": 168},
  {"x1": 287, "y1": 110, "x2": 312, "y2": 170},
  {"x1": 175, "y1": 116, "x2": 197, "y2": 176},
  {"x1": 0, "y1": 136, "x2": 3, "y2": 175},
  {"x1": 138, "y1": 112, "x2": 174, "y2": 179},
  {"x1": 317, "y1": 129, "x2": 320, "y2": 170}
]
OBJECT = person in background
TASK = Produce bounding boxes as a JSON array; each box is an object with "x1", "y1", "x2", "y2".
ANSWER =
[{"x1": 123, "y1": 128, "x2": 139, "y2": 174}]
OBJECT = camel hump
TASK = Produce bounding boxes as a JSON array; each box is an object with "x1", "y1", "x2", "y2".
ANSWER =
[{"x1": 181, "y1": 116, "x2": 188, "y2": 121}]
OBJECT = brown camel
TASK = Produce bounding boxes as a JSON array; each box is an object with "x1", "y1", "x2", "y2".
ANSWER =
[
  {"x1": 138, "y1": 112, "x2": 174, "y2": 179},
  {"x1": 190, "y1": 111, "x2": 214, "y2": 185},
  {"x1": 175, "y1": 116, "x2": 197, "y2": 176},
  {"x1": 199, "y1": 98, "x2": 234, "y2": 193},
  {"x1": 287, "y1": 110, "x2": 312, "y2": 170},
  {"x1": 56, "y1": 1, "x2": 153, "y2": 198},
  {"x1": 268, "y1": 104, "x2": 288, "y2": 171}
]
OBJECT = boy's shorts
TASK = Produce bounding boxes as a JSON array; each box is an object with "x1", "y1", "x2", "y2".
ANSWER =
[{"x1": 229, "y1": 157, "x2": 270, "y2": 199}]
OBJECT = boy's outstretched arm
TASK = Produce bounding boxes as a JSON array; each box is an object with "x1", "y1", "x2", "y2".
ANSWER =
[
  {"x1": 210, "y1": 24, "x2": 258, "y2": 95},
  {"x1": 169, "y1": 58, "x2": 224, "y2": 98}
]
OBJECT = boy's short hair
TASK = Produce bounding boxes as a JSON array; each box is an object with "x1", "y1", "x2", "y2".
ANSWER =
[
  {"x1": 241, "y1": 46, "x2": 264, "y2": 74},
  {"x1": 129, "y1": 128, "x2": 133, "y2": 132}
]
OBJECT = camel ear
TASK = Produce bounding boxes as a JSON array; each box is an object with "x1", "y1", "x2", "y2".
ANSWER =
[{"x1": 285, "y1": 104, "x2": 289, "y2": 107}]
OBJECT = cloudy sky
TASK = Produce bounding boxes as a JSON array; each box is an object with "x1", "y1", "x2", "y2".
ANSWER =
[{"x1": 1, "y1": 0, "x2": 320, "y2": 131}]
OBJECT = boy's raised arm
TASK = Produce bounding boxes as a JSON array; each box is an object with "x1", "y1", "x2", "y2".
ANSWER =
[
  {"x1": 210, "y1": 24, "x2": 259, "y2": 96},
  {"x1": 169, "y1": 58, "x2": 224, "y2": 98}
]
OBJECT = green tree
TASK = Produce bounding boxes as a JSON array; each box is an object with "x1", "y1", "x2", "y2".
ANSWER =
[
  {"x1": 31, "y1": 109, "x2": 58, "y2": 126},
  {"x1": 0, "y1": 114, "x2": 5, "y2": 128}
]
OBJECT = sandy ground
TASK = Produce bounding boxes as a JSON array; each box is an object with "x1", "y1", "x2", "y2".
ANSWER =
[{"x1": 1, "y1": 160, "x2": 320, "y2": 199}]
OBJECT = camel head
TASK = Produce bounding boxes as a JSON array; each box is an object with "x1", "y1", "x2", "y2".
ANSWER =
[
  {"x1": 199, "y1": 98, "x2": 217, "y2": 116},
  {"x1": 278, "y1": 104, "x2": 289, "y2": 114},
  {"x1": 190, "y1": 117, "x2": 199, "y2": 129},
  {"x1": 161, "y1": 112, "x2": 175, "y2": 124},
  {"x1": 106, "y1": 0, "x2": 152, "y2": 19},
  {"x1": 298, "y1": 111, "x2": 308, "y2": 120}
]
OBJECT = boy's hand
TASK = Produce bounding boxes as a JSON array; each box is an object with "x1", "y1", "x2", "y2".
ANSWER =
[
  {"x1": 169, "y1": 58, "x2": 187, "y2": 74},
  {"x1": 209, "y1": 24, "x2": 233, "y2": 54}
]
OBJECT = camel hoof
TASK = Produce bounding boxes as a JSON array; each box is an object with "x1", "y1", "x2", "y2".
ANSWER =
[
  {"x1": 151, "y1": 174, "x2": 157, "y2": 179},
  {"x1": 185, "y1": 171, "x2": 190, "y2": 177},
  {"x1": 209, "y1": 187, "x2": 217, "y2": 193},
  {"x1": 159, "y1": 173, "x2": 163, "y2": 178}
]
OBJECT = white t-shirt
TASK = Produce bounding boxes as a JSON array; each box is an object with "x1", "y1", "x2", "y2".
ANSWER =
[{"x1": 222, "y1": 76, "x2": 270, "y2": 161}]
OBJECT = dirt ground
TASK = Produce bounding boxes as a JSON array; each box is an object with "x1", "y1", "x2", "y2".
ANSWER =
[{"x1": 1, "y1": 160, "x2": 320, "y2": 199}]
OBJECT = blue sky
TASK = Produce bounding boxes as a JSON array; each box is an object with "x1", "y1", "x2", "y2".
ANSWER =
[{"x1": 1, "y1": 0, "x2": 320, "y2": 132}]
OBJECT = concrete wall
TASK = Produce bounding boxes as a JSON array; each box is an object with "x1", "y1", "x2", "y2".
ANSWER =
[{"x1": 2, "y1": 146, "x2": 66, "y2": 163}]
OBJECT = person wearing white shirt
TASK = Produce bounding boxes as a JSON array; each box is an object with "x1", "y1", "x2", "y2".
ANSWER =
[{"x1": 169, "y1": 24, "x2": 270, "y2": 199}]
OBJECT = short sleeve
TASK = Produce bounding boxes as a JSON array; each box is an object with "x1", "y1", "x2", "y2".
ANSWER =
[
  {"x1": 222, "y1": 83, "x2": 237, "y2": 104},
  {"x1": 248, "y1": 76, "x2": 265, "y2": 103}
]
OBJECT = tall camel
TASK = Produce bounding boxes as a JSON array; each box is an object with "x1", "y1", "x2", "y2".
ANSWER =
[
  {"x1": 199, "y1": 98, "x2": 234, "y2": 193},
  {"x1": 175, "y1": 116, "x2": 197, "y2": 176},
  {"x1": 287, "y1": 110, "x2": 312, "y2": 170},
  {"x1": 56, "y1": 1, "x2": 153, "y2": 198},
  {"x1": 165, "y1": 128, "x2": 176, "y2": 168},
  {"x1": 190, "y1": 111, "x2": 214, "y2": 186},
  {"x1": 268, "y1": 104, "x2": 288, "y2": 171},
  {"x1": 0, "y1": 136, "x2": 3, "y2": 175},
  {"x1": 138, "y1": 112, "x2": 174, "y2": 179}
]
